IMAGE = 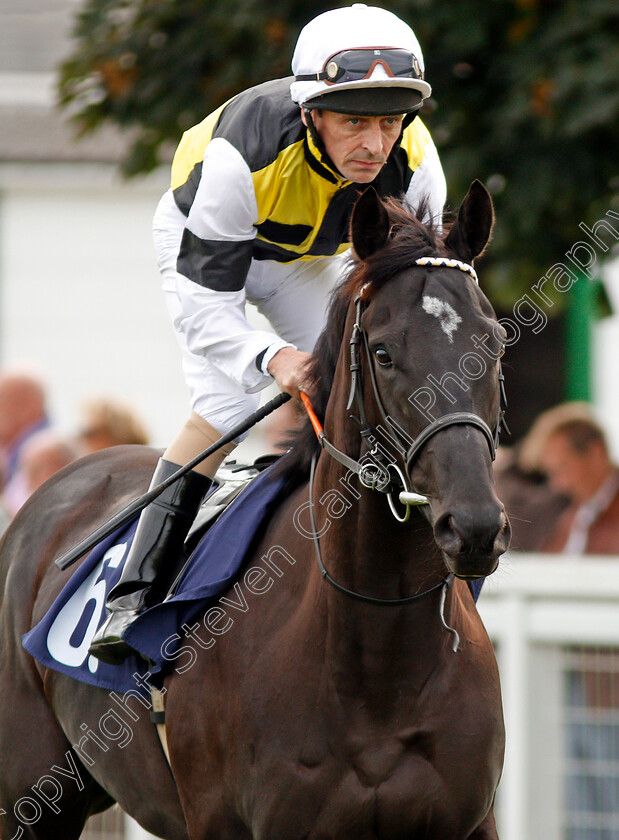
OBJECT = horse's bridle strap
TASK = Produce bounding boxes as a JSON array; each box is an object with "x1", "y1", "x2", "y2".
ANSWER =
[
  {"x1": 300, "y1": 392, "x2": 392, "y2": 491},
  {"x1": 307, "y1": 455, "x2": 454, "y2": 607},
  {"x1": 404, "y1": 412, "x2": 496, "y2": 467},
  {"x1": 299, "y1": 255, "x2": 506, "y2": 514},
  {"x1": 299, "y1": 392, "x2": 364, "y2": 478},
  {"x1": 414, "y1": 256, "x2": 478, "y2": 284},
  {"x1": 359, "y1": 325, "x2": 497, "y2": 468}
]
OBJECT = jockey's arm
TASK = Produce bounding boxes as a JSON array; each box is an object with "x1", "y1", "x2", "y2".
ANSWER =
[
  {"x1": 160, "y1": 138, "x2": 296, "y2": 395},
  {"x1": 402, "y1": 120, "x2": 447, "y2": 230}
]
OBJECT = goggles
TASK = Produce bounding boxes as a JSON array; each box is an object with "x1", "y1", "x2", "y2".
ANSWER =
[{"x1": 295, "y1": 48, "x2": 423, "y2": 86}]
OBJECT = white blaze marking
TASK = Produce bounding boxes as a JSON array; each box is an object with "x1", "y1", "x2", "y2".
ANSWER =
[{"x1": 422, "y1": 295, "x2": 462, "y2": 343}]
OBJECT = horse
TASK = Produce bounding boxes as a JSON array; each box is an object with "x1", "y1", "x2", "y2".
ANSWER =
[{"x1": 0, "y1": 180, "x2": 510, "y2": 840}]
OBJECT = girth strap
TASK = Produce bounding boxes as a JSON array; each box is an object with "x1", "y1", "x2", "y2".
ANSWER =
[{"x1": 150, "y1": 687, "x2": 170, "y2": 765}]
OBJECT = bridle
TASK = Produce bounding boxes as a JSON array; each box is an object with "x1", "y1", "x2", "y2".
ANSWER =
[
  {"x1": 299, "y1": 256, "x2": 508, "y2": 622},
  {"x1": 307, "y1": 453, "x2": 461, "y2": 651},
  {"x1": 301, "y1": 256, "x2": 508, "y2": 522}
]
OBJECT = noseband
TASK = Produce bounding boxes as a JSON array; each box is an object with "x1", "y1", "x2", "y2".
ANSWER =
[{"x1": 302, "y1": 256, "x2": 508, "y2": 522}]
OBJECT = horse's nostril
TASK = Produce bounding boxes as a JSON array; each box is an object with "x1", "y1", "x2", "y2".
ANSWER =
[
  {"x1": 481, "y1": 526, "x2": 499, "y2": 552},
  {"x1": 434, "y1": 506, "x2": 509, "y2": 559},
  {"x1": 434, "y1": 513, "x2": 463, "y2": 555}
]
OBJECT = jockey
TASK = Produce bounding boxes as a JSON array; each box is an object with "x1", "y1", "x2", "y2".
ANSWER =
[{"x1": 90, "y1": 3, "x2": 447, "y2": 664}]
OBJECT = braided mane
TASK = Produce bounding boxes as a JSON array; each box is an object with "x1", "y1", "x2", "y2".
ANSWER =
[{"x1": 276, "y1": 196, "x2": 447, "y2": 480}]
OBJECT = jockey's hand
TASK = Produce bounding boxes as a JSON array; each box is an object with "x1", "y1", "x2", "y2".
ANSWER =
[{"x1": 267, "y1": 347, "x2": 313, "y2": 401}]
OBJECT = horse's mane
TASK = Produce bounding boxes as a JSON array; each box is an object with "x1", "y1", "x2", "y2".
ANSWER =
[{"x1": 276, "y1": 197, "x2": 448, "y2": 481}]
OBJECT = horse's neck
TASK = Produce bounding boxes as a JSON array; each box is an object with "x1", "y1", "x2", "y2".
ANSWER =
[
  {"x1": 311, "y1": 456, "x2": 452, "y2": 710},
  {"x1": 304, "y1": 304, "x2": 453, "y2": 710}
]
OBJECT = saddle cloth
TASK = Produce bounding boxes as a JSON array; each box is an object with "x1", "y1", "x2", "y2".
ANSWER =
[{"x1": 22, "y1": 463, "x2": 290, "y2": 695}]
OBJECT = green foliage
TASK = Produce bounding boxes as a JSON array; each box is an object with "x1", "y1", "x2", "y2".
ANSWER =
[
  {"x1": 58, "y1": 0, "x2": 326, "y2": 173},
  {"x1": 58, "y1": 0, "x2": 619, "y2": 303},
  {"x1": 402, "y1": 0, "x2": 619, "y2": 304}
]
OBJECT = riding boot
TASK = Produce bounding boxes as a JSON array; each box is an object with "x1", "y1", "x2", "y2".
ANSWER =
[{"x1": 88, "y1": 458, "x2": 212, "y2": 666}]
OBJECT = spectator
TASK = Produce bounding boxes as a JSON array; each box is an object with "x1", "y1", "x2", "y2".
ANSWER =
[
  {"x1": 530, "y1": 402, "x2": 619, "y2": 555},
  {"x1": 532, "y1": 402, "x2": 619, "y2": 840},
  {"x1": 76, "y1": 397, "x2": 149, "y2": 454},
  {"x1": 19, "y1": 429, "x2": 80, "y2": 501},
  {"x1": 493, "y1": 442, "x2": 569, "y2": 552},
  {"x1": 0, "y1": 368, "x2": 50, "y2": 516}
]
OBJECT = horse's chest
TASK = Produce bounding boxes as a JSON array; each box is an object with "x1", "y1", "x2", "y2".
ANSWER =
[
  {"x1": 231, "y1": 651, "x2": 501, "y2": 839},
  {"x1": 248, "y1": 755, "x2": 460, "y2": 840},
  {"x1": 245, "y1": 730, "x2": 485, "y2": 840}
]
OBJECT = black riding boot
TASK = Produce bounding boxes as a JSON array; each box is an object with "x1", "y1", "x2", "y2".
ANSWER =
[{"x1": 89, "y1": 458, "x2": 212, "y2": 665}]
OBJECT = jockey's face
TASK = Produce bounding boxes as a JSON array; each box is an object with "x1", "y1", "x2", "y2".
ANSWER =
[{"x1": 306, "y1": 110, "x2": 404, "y2": 183}]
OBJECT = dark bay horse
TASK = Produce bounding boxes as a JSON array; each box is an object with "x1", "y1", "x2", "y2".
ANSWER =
[{"x1": 0, "y1": 181, "x2": 510, "y2": 840}]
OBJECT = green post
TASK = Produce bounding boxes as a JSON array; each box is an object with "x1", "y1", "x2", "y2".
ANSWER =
[{"x1": 564, "y1": 271, "x2": 594, "y2": 401}]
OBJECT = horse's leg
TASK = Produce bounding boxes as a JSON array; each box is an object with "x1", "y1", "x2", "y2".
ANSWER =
[
  {"x1": 466, "y1": 807, "x2": 499, "y2": 840},
  {"x1": 0, "y1": 670, "x2": 112, "y2": 840}
]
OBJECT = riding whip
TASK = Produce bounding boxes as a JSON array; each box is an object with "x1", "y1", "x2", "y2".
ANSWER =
[{"x1": 55, "y1": 392, "x2": 292, "y2": 571}]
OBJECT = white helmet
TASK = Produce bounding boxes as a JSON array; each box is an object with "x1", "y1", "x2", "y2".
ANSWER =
[{"x1": 290, "y1": 4, "x2": 431, "y2": 116}]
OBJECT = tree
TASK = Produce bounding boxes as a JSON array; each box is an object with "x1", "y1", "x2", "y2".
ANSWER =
[
  {"x1": 58, "y1": 0, "x2": 619, "y2": 303},
  {"x1": 58, "y1": 0, "x2": 330, "y2": 174}
]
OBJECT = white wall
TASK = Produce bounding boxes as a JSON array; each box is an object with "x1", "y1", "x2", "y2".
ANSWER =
[
  {"x1": 0, "y1": 162, "x2": 186, "y2": 447},
  {"x1": 0, "y1": 162, "x2": 280, "y2": 456},
  {"x1": 594, "y1": 256, "x2": 619, "y2": 459}
]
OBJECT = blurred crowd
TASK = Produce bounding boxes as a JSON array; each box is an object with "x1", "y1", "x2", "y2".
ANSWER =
[
  {"x1": 0, "y1": 364, "x2": 301, "y2": 537},
  {"x1": 0, "y1": 366, "x2": 150, "y2": 532},
  {"x1": 494, "y1": 401, "x2": 619, "y2": 840}
]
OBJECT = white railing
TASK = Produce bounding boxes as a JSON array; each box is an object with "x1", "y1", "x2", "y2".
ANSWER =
[
  {"x1": 123, "y1": 817, "x2": 157, "y2": 839},
  {"x1": 478, "y1": 554, "x2": 619, "y2": 840}
]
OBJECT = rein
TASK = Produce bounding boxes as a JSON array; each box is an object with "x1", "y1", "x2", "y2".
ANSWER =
[
  {"x1": 307, "y1": 454, "x2": 460, "y2": 649},
  {"x1": 301, "y1": 256, "x2": 508, "y2": 523}
]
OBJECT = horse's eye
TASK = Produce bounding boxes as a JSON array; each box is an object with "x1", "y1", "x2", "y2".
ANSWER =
[{"x1": 374, "y1": 348, "x2": 393, "y2": 367}]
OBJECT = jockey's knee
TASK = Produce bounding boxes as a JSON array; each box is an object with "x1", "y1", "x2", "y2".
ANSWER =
[{"x1": 164, "y1": 413, "x2": 238, "y2": 478}]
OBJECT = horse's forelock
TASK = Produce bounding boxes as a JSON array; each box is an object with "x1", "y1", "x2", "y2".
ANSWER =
[{"x1": 350, "y1": 198, "x2": 448, "y2": 302}]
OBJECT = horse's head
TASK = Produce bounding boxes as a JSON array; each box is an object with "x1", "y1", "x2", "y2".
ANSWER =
[{"x1": 344, "y1": 181, "x2": 511, "y2": 579}]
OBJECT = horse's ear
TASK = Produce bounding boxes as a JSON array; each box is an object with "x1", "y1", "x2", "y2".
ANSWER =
[
  {"x1": 444, "y1": 180, "x2": 494, "y2": 262},
  {"x1": 351, "y1": 187, "x2": 391, "y2": 260}
]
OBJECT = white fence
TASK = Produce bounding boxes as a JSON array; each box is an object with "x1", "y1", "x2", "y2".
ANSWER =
[{"x1": 479, "y1": 554, "x2": 619, "y2": 840}]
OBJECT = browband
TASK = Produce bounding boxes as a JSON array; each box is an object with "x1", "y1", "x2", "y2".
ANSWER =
[{"x1": 414, "y1": 257, "x2": 478, "y2": 284}]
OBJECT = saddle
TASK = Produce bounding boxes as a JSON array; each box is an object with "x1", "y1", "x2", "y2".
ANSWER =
[{"x1": 184, "y1": 454, "x2": 280, "y2": 554}]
